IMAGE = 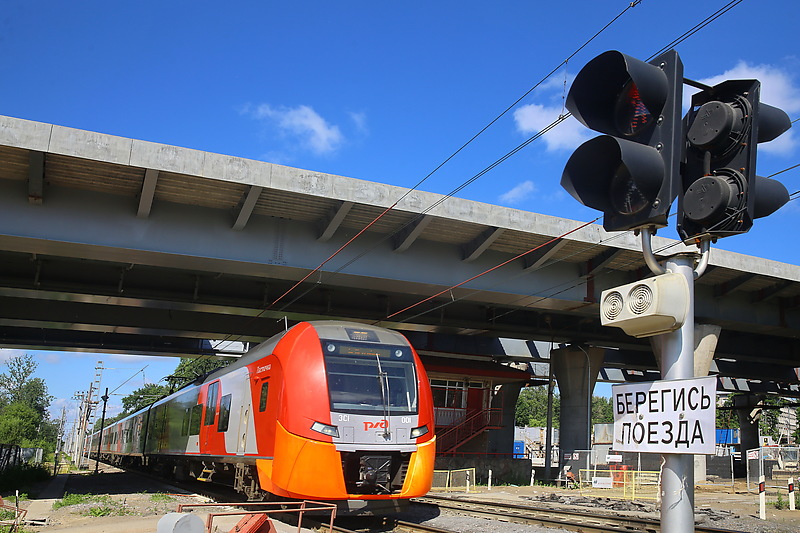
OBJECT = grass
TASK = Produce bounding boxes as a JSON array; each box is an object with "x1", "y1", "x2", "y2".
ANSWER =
[
  {"x1": 0, "y1": 506, "x2": 36, "y2": 533},
  {"x1": 772, "y1": 492, "x2": 788, "y2": 510},
  {"x1": 52, "y1": 493, "x2": 131, "y2": 517},
  {"x1": 86, "y1": 506, "x2": 116, "y2": 517},
  {"x1": 148, "y1": 493, "x2": 175, "y2": 502}
]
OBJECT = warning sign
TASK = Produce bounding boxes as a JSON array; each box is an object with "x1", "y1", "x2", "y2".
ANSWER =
[{"x1": 612, "y1": 376, "x2": 716, "y2": 455}]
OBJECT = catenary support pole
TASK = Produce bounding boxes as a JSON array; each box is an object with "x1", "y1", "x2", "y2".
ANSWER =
[
  {"x1": 544, "y1": 363, "x2": 555, "y2": 482},
  {"x1": 656, "y1": 254, "x2": 697, "y2": 533},
  {"x1": 94, "y1": 388, "x2": 109, "y2": 474}
]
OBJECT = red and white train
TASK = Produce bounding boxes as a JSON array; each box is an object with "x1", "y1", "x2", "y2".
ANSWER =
[{"x1": 91, "y1": 321, "x2": 436, "y2": 512}]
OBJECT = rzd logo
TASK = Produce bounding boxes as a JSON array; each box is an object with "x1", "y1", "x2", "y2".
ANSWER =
[{"x1": 363, "y1": 420, "x2": 388, "y2": 431}]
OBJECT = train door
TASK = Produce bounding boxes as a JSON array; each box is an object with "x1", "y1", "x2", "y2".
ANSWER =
[
  {"x1": 236, "y1": 402, "x2": 250, "y2": 455},
  {"x1": 200, "y1": 380, "x2": 220, "y2": 452},
  {"x1": 467, "y1": 381, "x2": 489, "y2": 413}
]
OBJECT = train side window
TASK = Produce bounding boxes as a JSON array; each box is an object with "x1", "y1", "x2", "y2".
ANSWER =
[
  {"x1": 181, "y1": 408, "x2": 191, "y2": 436},
  {"x1": 218, "y1": 394, "x2": 232, "y2": 432},
  {"x1": 259, "y1": 382, "x2": 269, "y2": 412},
  {"x1": 189, "y1": 404, "x2": 202, "y2": 435},
  {"x1": 204, "y1": 382, "x2": 219, "y2": 426}
]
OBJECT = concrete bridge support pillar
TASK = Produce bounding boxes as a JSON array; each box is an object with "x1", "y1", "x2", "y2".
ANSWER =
[
  {"x1": 550, "y1": 346, "x2": 605, "y2": 459},
  {"x1": 733, "y1": 394, "x2": 764, "y2": 456},
  {"x1": 488, "y1": 382, "x2": 525, "y2": 455}
]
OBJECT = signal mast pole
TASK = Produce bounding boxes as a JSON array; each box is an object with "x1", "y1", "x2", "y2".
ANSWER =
[{"x1": 643, "y1": 228, "x2": 710, "y2": 532}]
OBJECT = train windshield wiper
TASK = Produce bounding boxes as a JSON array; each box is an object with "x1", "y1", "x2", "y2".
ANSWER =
[{"x1": 374, "y1": 354, "x2": 391, "y2": 438}]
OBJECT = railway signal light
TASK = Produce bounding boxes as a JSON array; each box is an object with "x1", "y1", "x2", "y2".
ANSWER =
[
  {"x1": 561, "y1": 50, "x2": 684, "y2": 232},
  {"x1": 677, "y1": 80, "x2": 792, "y2": 241}
]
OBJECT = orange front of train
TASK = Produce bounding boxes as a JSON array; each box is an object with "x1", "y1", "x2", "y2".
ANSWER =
[{"x1": 247, "y1": 321, "x2": 435, "y2": 503}]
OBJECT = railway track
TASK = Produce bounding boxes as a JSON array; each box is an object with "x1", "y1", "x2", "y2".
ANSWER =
[{"x1": 410, "y1": 494, "x2": 748, "y2": 533}]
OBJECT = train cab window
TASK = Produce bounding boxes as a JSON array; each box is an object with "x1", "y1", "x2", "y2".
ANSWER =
[
  {"x1": 189, "y1": 404, "x2": 202, "y2": 435},
  {"x1": 259, "y1": 382, "x2": 269, "y2": 412},
  {"x1": 321, "y1": 340, "x2": 418, "y2": 415},
  {"x1": 204, "y1": 382, "x2": 219, "y2": 426},
  {"x1": 218, "y1": 394, "x2": 232, "y2": 432}
]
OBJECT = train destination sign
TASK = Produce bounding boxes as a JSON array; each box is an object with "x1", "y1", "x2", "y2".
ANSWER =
[{"x1": 612, "y1": 376, "x2": 717, "y2": 454}]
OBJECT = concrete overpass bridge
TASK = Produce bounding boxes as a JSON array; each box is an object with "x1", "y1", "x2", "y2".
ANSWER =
[{"x1": 1, "y1": 114, "x2": 798, "y2": 408}]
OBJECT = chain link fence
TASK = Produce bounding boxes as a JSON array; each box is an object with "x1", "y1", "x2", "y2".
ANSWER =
[{"x1": 746, "y1": 446, "x2": 800, "y2": 493}]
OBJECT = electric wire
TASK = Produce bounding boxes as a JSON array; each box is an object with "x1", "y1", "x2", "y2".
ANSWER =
[
  {"x1": 189, "y1": 2, "x2": 641, "y2": 365},
  {"x1": 169, "y1": 0, "x2": 745, "y2": 378},
  {"x1": 647, "y1": 0, "x2": 743, "y2": 61},
  {"x1": 765, "y1": 162, "x2": 800, "y2": 179},
  {"x1": 264, "y1": 0, "x2": 642, "y2": 312},
  {"x1": 382, "y1": 216, "x2": 600, "y2": 321},
  {"x1": 271, "y1": 114, "x2": 573, "y2": 317}
]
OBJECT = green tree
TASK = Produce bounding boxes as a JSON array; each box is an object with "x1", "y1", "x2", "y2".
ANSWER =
[
  {"x1": 0, "y1": 402, "x2": 39, "y2": 443},
  {"x1": 515, "y1": 386, "x2": 560, "y2": 428},
  {"x1": 759, "y1": 395, "x2": 786, "y2": 443},
  {"x1": 515, "y1": 386, "x2": 614, "y2": 428},
  {"x1": 591, "y1": 395, "x2": 614, "y2": 425},
  {"x1": 0, "y1": 354, "x2": 58, "y2": 453},
  {"x1": 715, "y1": 395, "x2": 737, "y2": 430},
  {"x1": 0, "y1": 354, "x2": 53, "y2": 416},
  {"x1": 121, "y1": 383, "x2": 171, "y2": 413},
  {"x1": 166, "y1": 356, "x2": 234, "y2": 391}
]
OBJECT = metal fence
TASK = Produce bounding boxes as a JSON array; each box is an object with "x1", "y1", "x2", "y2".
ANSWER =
[
  {"x1": 0, "y1": 444, "x2": 21, "y2": 471},
  {"x1": 578, "y1": 468, "x2": 661, "y2": 501},
  {"x1": 431, "y1": 468, "x2": 477, "y2": 493},
  {"x1": 557, "y1": 447, "x2": 738, "y2": 501},
  {"x1": 746, "y1": 446, "x2": 800, "y2": 492},
  {"x1": 0, "y1": 444, "x2": 44, "y2": 471}
]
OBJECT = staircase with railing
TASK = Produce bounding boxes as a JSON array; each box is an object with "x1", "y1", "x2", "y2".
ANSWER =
[{"x1": 435, "y1": 408, "x2": 503, "y2": 454}]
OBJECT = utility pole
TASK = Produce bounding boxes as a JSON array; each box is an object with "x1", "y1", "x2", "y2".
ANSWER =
[
  {"x1": 53, "y1": 406, "x2": 67, "y2": 476},
  {"x1": 95, "y1": 388, "x2": 109, "y2": 474}
]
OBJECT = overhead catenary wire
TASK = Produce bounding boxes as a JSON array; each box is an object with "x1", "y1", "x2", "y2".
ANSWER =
[
  {"x1": 647, "y1": 0, "x2": 743, "y2": 61},
  {"x1": 381, "y1": 216, "x2": 601, "y2": 322},
  {"x1": 765, "y1": 162, "x2": 800, "y2": 179},
  {"x1": 264, "y1": 1, "x2": 642, "y2": 313},
  {"x1": 176, "y1": 0, "x2": 745, "y2": 376},
  {"x1": 195, "y1": 2, "x2": 643, "y2": 364},
  {"x1": 272, "y1": 0, "x2": 748, "y2": 318}
]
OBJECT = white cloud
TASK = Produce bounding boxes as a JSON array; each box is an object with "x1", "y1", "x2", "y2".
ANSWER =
[
  {"x1": 250, "y1": 104, "x2": 344, "y2": 155},
  {"x1": 0, "y1": 349, "x2": 27, "y2": 364},
  {"x1": 349, "y1": 111, "x2": 368, "y2": 135},
  {"x1": 687, "y1": 62, "x2": 800, "y2": 156},
  {"x1": 499, "y1": 180, "x2": 537, "y2": 205},
  {"x1": 513, "y1": 103, "x2": 591, "y2": 152}
]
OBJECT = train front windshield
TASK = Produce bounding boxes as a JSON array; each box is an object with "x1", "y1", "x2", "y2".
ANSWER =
[{"x1": 322, "y1": 340, "x2": 418, "y2": 415}]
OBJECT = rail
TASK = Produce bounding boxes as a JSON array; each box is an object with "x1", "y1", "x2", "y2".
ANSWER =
[{"x1": 413, "y1": 494, "x2": 745, "y2": 533}]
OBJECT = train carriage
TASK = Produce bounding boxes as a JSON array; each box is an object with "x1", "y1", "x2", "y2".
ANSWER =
[{"x1": 91, "y1": 321, "x2": 435, "y2": 512}]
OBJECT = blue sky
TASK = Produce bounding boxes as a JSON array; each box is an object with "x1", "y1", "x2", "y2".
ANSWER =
[{"x1": 1, "y1": 1, "x2": 798, "y2": 420}]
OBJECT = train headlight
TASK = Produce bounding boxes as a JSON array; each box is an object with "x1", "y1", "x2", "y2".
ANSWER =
[
  {"x1": 311, "y1": 421, "x2": 339, "y2": 438},
  {"x1": 410, "y1": 425, "x2": 429, "y2": 439}
]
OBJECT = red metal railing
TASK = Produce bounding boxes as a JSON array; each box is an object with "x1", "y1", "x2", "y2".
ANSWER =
[{"x1": 436, "y1": 408, "x2": 502, "y2": 454}]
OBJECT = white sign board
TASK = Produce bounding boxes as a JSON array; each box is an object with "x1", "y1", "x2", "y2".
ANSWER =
[
  {"x1": 592, "y1": 476, "x2": 613, "y2": 489},
  {"x1": 612, "y1": 376, "x2": 716, "y2": 455}
]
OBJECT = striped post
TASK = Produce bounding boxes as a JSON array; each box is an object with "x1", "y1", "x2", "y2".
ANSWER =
[
  {"x1": 759, "y1": 475, "x2": 766, "y2": 520},
  {"x1": 789, "y1": 477, "x2": 796, "y2": 511}
]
